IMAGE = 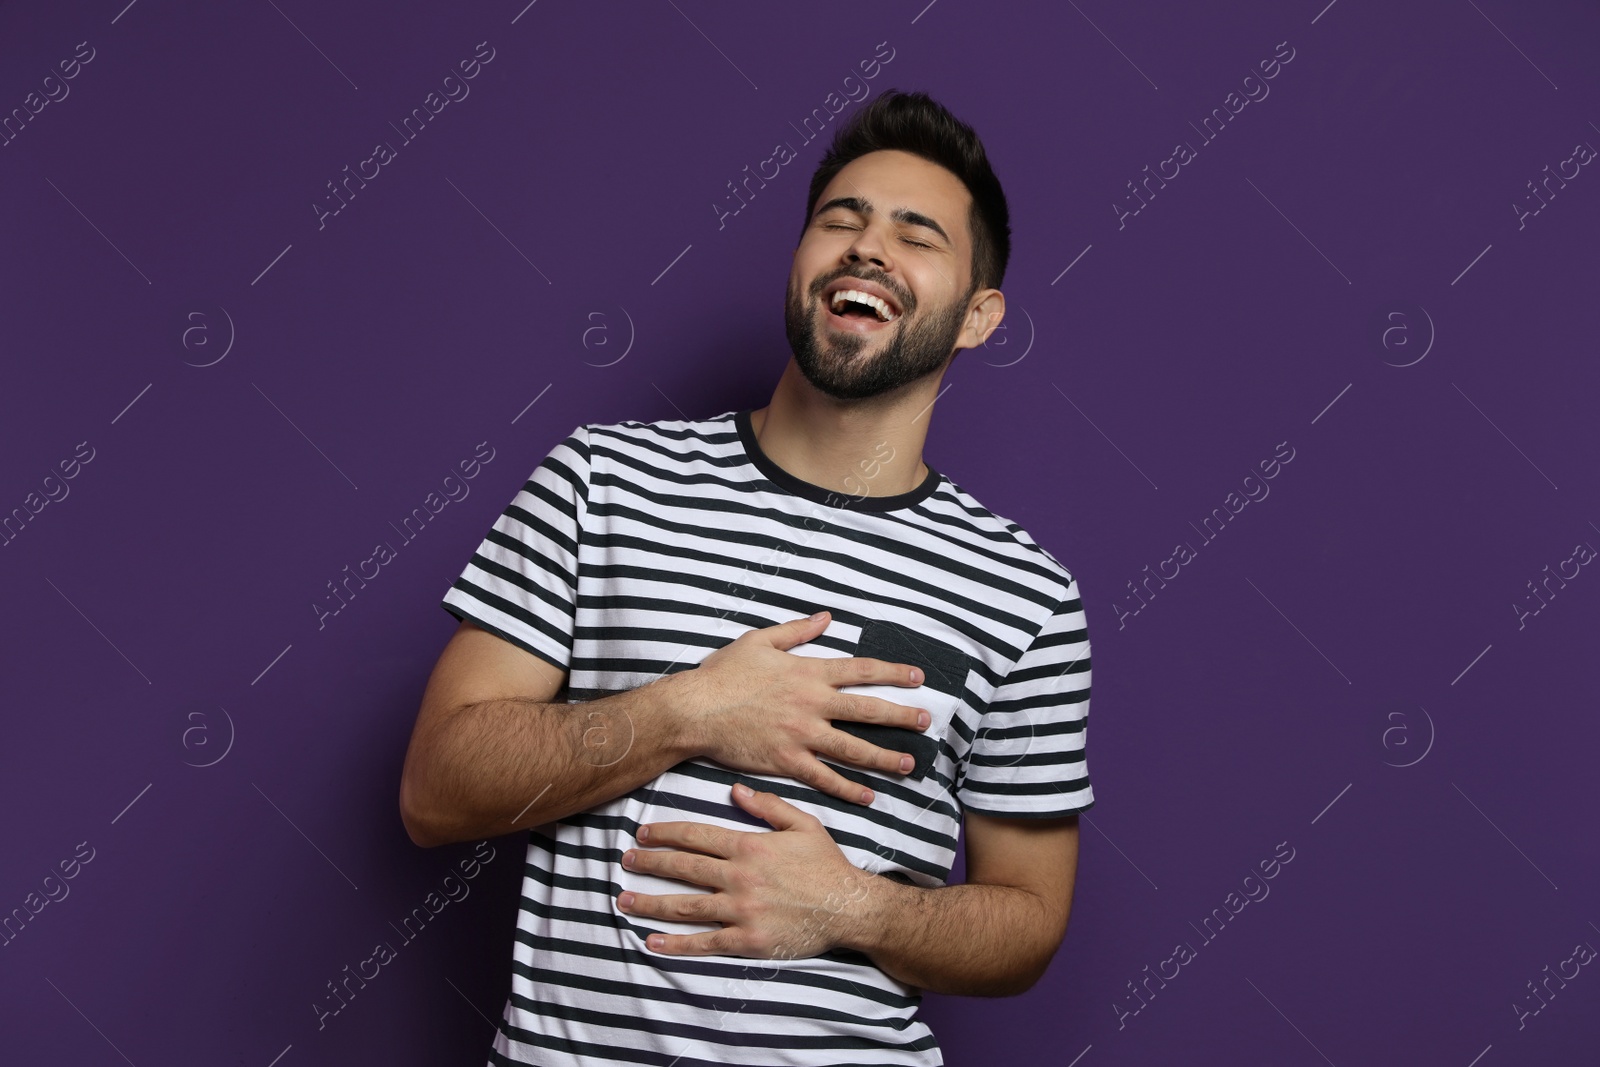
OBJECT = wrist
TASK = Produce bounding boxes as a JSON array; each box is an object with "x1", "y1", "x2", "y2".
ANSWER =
[
  {"x1": 651, "y1": 670, "x2": 707, "y2": 761},
  {"x1": 836, "y1": 867, "x2": 911, "y2": 955}
]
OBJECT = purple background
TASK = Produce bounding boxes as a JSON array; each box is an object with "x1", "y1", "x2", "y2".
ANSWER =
[{"x1": 3, "y1": 1, "x2": 1598, "y2": 1063}]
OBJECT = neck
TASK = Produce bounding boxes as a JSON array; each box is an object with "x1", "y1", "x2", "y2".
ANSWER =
[{"x1": 750, "y1": 361, "x2": 939, "y2": 499}]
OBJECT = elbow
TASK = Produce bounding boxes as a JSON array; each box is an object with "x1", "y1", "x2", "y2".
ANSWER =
[
  {"x1": 398, "y1": 774, "x2": 448, "y2": 848},
  {"x1": 399, "y1": 722, "x2": 473, "y2": 847},
  {"x1": 992, "y1": 922, "x2": 1067, "y2": 997},
  {"x1": 984, "y1": 957, "x2": 1052, "y2": 998},
  {"x1": 402, "y1": 813, "x2": 445, "y2": 849},
  {"x1": 399, "y1": 769, "x2": 503, "y2": 848},
  {"x1": 998, "y1": 895, "x2": 1072, "y2": 995}
]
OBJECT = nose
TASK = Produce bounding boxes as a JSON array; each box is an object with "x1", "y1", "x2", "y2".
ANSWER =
[
  {"x1": 847, "y1": 247, "x2": 886, "y2": 270},
  {"x1": 844, "y1": 222, "x2": 889, "y2": 270}
]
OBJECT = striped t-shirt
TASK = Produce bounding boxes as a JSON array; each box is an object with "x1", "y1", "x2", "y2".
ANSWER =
[{"x1": 440, "y1": 408, "x2": 1093, "y2": 1067}]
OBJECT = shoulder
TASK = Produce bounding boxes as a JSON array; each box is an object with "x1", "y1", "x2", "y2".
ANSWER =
[
  {"x1": 924, "y1": 473, "x2": 1080, "y2": 606},
  {"x1": 567, "y1": 410, "x2": 738, "y2": 461},
  {"x1": 579, "y1": 410, "x2": 738, "y2": 446},
  {"x1": 555, "y1": 411, "x2": 744, "y2": 485}
]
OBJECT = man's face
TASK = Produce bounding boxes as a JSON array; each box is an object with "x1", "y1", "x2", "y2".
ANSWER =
[{"x1": 785, "y1": 149, "x2": 986, "y2": 401}]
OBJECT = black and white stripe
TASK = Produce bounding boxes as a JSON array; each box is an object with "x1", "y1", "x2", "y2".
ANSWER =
[{"x1": 441, "y1": 408, "x2": 1093, "y2": 1066}]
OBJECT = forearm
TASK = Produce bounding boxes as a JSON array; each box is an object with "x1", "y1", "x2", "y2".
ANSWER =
[
  {"x1": 841, "y1": 875, "x2": 1062, "y2": 996},
  {"x1": 402, "y1": 674, "x2": 702, "y2": 847}
]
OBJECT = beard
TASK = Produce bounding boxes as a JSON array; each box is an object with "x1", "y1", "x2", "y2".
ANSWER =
[{"x1": 784, "y1": 271, "x2": 972, "y2": 401}]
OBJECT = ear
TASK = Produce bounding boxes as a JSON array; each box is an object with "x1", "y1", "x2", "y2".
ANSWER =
[{"x1": 955, "y1": 289, "x2": 1006, "y2": 351}]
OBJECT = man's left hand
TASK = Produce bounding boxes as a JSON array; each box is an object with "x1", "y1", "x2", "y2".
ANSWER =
[{"x1": 618, "y1": 782, "x2": 877, "y2": 958}]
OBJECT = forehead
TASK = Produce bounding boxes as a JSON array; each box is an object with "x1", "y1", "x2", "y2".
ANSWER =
[{"x1": 813, "y1": 149, "x2": 971, "y2": 245}]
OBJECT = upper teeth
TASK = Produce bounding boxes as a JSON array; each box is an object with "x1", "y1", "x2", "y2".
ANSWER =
[{"x1": 830, "y1": 289, "x2": 896, "y2": 322}]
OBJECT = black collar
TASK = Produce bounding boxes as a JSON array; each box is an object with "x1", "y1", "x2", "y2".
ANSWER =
[{"x1": 734, "y1": 409, "x2": 942, "y2": 513}]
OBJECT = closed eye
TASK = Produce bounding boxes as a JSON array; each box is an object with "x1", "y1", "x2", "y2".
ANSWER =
[{"x1": 825, "y1": 222, "x2": 932, "y2": 249}]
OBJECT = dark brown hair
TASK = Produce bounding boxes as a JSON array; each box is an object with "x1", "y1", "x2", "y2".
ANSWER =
[{"x1": 803, "y1": 89, "x2": 1011, "y2": 293}]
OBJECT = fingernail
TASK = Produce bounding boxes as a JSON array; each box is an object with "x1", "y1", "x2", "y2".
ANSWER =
[
  {"x1": 619, "y1": 892, "x2": 635, "y2": 908},
  {"x1": 648, "y1": 934, "x2": 664, "y2": 949},
  {"x1": 734, "y1": 783, "x2": 753, "y2": 798},
  {"x1": 622, "y1": 850, "x2": 635, "y2": 867},
  {"x1": 860, "y1": 788, "x2": 873, "y2": 803},
  {"x1": 900, "y1": 755, "x2": 913, "y2": 773},
  {"x1": 810, "y1": 611, "x2": 827, "y2": 621},
  {"x1": 637, "y1": 825, "x2": 650, "y2": 841},
  {"x1": 917, "y1": 711, "x2": 930, "y2": 728},
  {"x1": 910, "y1": 668, "x2": 922, "y2": 683}
]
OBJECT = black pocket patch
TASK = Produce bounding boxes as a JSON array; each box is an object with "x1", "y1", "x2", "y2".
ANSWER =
[
  {"x1": 856, "y1": 619, "x2": 970, "y2": 698},
  {"x1": 831, "y1": 619, "x2": 970, "y2": 781}
]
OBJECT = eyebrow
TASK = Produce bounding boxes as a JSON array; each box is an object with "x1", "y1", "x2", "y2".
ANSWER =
[{"x1": 813, "y1": 196, "x2": 951, "y2": 245}]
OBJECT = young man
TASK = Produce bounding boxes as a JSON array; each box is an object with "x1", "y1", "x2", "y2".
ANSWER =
[{"x1": 400, "y1": 89, "x2": 1093, "y2": 1066}]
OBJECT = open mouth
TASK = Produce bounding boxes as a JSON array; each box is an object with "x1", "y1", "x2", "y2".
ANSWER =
[{"x1": 824, "y1": 288, "x2": 899, "y2": 330}]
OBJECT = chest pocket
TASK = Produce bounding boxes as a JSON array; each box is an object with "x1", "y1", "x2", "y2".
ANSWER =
[{"x1": 833, "y1": 618, "x2": 971, "y2": 781}]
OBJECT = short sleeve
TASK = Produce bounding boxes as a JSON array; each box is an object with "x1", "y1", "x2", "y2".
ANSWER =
[
  {"x1": 439, "y1": 425, "x2": 590, "y2": 673},
  {"x1": 959, "y1": 576, "x2": 1093, "y2": 818}
]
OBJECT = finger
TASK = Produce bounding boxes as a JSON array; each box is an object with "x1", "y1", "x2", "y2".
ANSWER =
[
  {"x1": 622, "y1": 847, "x2": 728, "y2": 888},
  {"x1": 618, "y1": 890, "x2": 727, "y2": 924},
  {"x1": 832, "y1": 694, "x2": 931, "y2": 732},
  {"x1": 818, "y1": 725, "x2": 916, "y2": 776},
  {"x1": 783, "y1": 753, "x2": 877, "y2": 806},
  {"x1": 732, "y1": 782, "x2": 816, "y2": 831},
  {"x1": 644, "y1": 927, "x2": 745, "y2": 956},
  {"x1": 822, "y1": 654, "x2": 924, "y2": 689},
  {"x1": 758, "y1": 610, "x2": 832, "y2": 651},
  {"x1": 636, "y1": 820, "x2": 739, "y2": 857}
]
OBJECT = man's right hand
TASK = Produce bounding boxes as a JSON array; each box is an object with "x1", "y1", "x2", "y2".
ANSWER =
[{"x1": 671, "y1": 610, "x2": 931, "y2": 805}]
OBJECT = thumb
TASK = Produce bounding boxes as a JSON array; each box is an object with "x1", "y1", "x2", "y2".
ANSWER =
[
  {"x1": 763, "y1": 610, "x2": 830, "y2": 651},
  {"x1": 732, "y1": 782, "x2": 810, "y2": 831}
]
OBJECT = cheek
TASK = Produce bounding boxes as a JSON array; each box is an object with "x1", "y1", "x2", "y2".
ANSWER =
[{"x1": 794, "y1": 238, "x2": 836, "y2": 275}]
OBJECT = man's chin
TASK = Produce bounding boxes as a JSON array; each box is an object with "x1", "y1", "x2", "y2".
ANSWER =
[{"x1": 794, "y1": 356, "x2": 877, "y2": 400}]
